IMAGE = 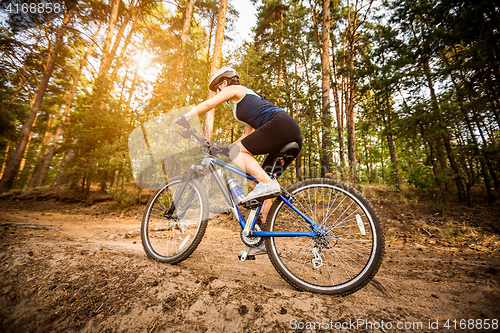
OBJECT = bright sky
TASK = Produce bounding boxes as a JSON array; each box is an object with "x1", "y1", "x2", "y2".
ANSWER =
[
  {"x1": 159, "y1": 0, "x2": 258, "y2": 55},
  {"x1": 127, "y1": 1, "x2": 258, "y2": 109},
  {"x1": 227, "y1": 0, "x2": 258, "y2": 47}
]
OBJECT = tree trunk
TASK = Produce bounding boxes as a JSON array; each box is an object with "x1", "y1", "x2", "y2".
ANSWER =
[
  {"x1": 168, "y1": 0, "x2": 194, "y2": 89},
  {"x1": 0, "y1": 143, "x2": 10, "y2": 179},
  {"x1": 468, "y1": 103, "x2": 500, "y2": 192},
  {"x1": 295, "y1": 151, "x2": 303, "y2": 182},
  {"x1": 331, "y1": 27, "x2": 345, "y2": 179},
  {"x1": 344, "y1": 0, "x2": 374, "y2": 183},
  {"x1": 84, "y1": 166, "x2": 92, "y2": 199},
  {"x1": 108, "y1": 0, "x2": 137, "y2": 68},
  {"x1": 203, "y1": 0, "x2": 228, "y2": 142},
  {"x1": 380, "y1": 135, "x2": 385, "y2": 180},
  {"x1": 17, "y1": 129, "x2": 35, "y2": 176},
  {"x1": 0, "y1": 9, "x2": 73, "y2": 193},
  {"x1": 307, "y1": 129, "x2": 314, "y2": 178},
  {"x1": 460, "y1": 95, "x2": 495, "y2": 203},
  {"x1": 110, "y1": 15, "x2": 139, "y2": 83},
  {"x1": 109, "y1": 169, "x2": 116, "y2": 188},
  {"x1": 419, "y1": 123, "x2": 447, "y2": 202},
  {"x1": 276, "y1": 0, "x2": 284, "y2": 100},
  {"x1": 446, "y1": 67, "x2": 476, "y2": 205},
  {"x1": 181, "y1": 0, "x2": 195, "y2": 46},
  {"x1": 293, "y1": 58, "x2": 303, "y2": 182},
  {"x1": 319, "y1": 0, "x2": 332, "y2": 177},
  {"x1": 481, "y1": 68, "x2": 500, "y2": 128},
  {"x1": 29, "y1": 27, "x2": 100, "y2": 188},
  {"x1": 456, "y1": 132, "x2": 473, "y2": 206},
  {"x1": 206, "y1": 11, "x2": 216, "y2": 64},
  {"x1": 346, "y1": 3, "x2": 357, "y2": 183},
  {"x1": 300, "y1": 46, "x2": 318, "y2": 170},
  {"x1": 7, "y1": 49, "x2": 42, "y2": 186},
  {"x1": 451, "y1": 52, "x2": 496, "y2": 202},
  {"x1": 309, "y1": 0, "x2": 334, "y2": 177},
  {"x1": 346, "y1": 101, "x2": 356, "y2": 182},
  {"x1": 100, "y1": 168, "x2": 108, "y2": 192},
  {"x1": 53, "y1": 138, "x2": 78, "y2": 186},
  {"x1": 383, "y1": 92, "x2": 401, "y2": 190},
  {"x1": 28, "y1": 114, "x2": 56, "y2": 187},
  {"x1": 99, "y1": 0, "x2": 121, "y2": 76},
  {"x1": 423, "y1": 56, "x2": 466, "y2": 201},
  {"x1": 8, "y1": 71, "x2": 26, "y2": 106}
]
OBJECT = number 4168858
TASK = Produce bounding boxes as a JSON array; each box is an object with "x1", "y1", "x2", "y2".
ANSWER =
[
  {"x1": 5, "y1": 2, "x2": 62, "y2": 14},
  {"x1": 444, "y1": 319, "x2": 498, "y2": 330}
]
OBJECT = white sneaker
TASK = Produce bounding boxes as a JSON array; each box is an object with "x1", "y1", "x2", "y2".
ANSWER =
[{"x1": 240, "y1": 180, "x2": 280, "y2": 203}]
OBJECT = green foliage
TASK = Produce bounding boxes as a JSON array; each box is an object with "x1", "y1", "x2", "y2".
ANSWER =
[
  {"x1": 107, "y1": 187, "x2": 139, "y2": 207},
  {"x1": 0, "y1": 0, "x2": 498, "y2": 208},
  {"x1": 407, "y1": 164, "x2": 437, "y2": 195}
]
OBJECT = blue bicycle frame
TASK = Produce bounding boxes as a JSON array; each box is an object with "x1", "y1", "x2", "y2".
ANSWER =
[{"x1": 205, "y1": 156, "x2": 324, "y2": 238}]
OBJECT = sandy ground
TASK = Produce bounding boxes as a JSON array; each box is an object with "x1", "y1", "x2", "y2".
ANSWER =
[{"x1": 0, "y1": 189, "x2": 499, "y2": 332}]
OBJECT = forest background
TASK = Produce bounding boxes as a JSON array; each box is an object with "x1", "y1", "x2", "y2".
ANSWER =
[{"x1": 0, "y1": 0, "x2": 499, "y2": 208}]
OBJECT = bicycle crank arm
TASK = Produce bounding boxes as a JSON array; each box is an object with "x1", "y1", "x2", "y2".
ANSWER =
[{"x1": 238, "y1": 246, "x2": 256, "y2": 261}]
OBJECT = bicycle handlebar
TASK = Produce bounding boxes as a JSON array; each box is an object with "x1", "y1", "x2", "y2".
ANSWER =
[{"x1": 174, "y1": 128, "x2": 229, "y2": 157}]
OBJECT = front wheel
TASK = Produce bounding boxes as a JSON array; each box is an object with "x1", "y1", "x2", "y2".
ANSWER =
[
  {"x1": 265, "y1": 178, "x2": 384, "y2": 295},
  {"x1": 141, "y1": 176, "x2": 209, "y2": 264}
]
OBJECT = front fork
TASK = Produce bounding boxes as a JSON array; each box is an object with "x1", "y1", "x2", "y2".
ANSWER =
[{"x1": 168, "y1": 166, "x2": 197, "y2": 219}]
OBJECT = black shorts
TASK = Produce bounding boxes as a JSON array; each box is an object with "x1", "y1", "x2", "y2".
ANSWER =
[{"x1": 241, "y1": 111, "x2": 302, "y2": 177}]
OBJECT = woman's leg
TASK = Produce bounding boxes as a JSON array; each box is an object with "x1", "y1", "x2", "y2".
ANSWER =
[
  {"x1": 229, "y1": 143, "x2": 273, "y2": 184},
  {"x1": 262, "y1": 199, "x2": 272, "y2": 222},
  {"x1": 229, "y1": 142, "x2": 280, "y2": 203},
  {"x1": 229, "y1": 145, "x2": 272, "y2": 221}
]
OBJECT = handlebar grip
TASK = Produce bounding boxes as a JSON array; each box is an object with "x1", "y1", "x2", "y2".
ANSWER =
[
  {"x1": 175, "y1": 115, "x2": 190, "y2": 130},
  {"x1": 211, "y1": 147, "x2": 230, "y2": 157}
]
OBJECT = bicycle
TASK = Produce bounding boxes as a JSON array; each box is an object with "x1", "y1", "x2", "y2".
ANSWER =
[{"x1": 140, "y1": 127, "x2": 384, "y2": 295}]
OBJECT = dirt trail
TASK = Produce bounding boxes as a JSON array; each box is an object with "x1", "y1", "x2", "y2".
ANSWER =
[{"x1": 1, "y1": 194, "x2": 499, "y2": 332}]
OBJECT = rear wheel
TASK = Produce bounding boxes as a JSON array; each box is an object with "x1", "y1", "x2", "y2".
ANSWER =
[
  {"x1": 265, "y1": 178, "x2": 384, "y2": 295},
  {"x1": 141, "y1": 176, "x2": 208, "y2": 264}
]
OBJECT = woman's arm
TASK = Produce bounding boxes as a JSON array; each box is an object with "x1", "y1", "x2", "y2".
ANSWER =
[{"x1": 184, "y1": 85, "x2": 245, "y2": 121}]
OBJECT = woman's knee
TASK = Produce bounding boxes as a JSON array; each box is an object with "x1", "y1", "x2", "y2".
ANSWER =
[{"x1": 230, "y1": 142, "x2": 251, "y2": 160}]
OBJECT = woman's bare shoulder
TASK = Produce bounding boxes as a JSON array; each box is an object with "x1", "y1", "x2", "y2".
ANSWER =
[{"x1": 226, "y1": 85, "x2": 247, "y2": 103}]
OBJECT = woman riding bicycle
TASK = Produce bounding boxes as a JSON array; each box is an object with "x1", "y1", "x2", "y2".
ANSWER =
[
  {"x1": 176, "y1": 67, "x2": 302, "y2": 224},
  {"x1": 147, "y1": 68, "x2": 383, "y2": 285}
]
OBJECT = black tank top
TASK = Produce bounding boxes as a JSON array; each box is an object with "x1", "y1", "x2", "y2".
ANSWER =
[{"x1": 229, "y1": 88, "x2": 283, "y2": 129}]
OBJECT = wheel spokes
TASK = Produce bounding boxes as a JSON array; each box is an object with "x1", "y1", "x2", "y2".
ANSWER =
[{"x1": 271, "y1": 184, "x2": 376, "y2": 288}]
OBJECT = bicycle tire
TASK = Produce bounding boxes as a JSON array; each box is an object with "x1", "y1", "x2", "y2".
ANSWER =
[
  {"x1": 141, "y1": 176, "x2": 209, "y2": 264},
  {"x1": 265, "y1": 178, "x2": 384, "y2": 295}
]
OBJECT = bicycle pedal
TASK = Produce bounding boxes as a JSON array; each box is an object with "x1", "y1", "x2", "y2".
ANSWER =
[
  {"x1": 238, "y1": 255, "x2": 256, "y2": 261},
  {"x1": 241, "y1": 199, "x2": 260, "y2": 209}
]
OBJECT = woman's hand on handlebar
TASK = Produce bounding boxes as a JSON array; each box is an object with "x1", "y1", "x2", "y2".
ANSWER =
[
  {"x1": 175, "y1": 115, "x2": 190, "y2": 130},
  {"x1": 211, "y1": 146, "x2": 230, "y2": 157}
]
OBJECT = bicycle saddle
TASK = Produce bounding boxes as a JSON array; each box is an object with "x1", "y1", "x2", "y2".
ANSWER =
[{"x1": 278, "y1": 142, "x2": 300, "y2": 158}]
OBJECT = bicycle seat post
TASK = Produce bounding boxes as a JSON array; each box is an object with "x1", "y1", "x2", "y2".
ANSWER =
[{"x1": 269, "y1": 142, "x2": 300, "y2": 178}]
